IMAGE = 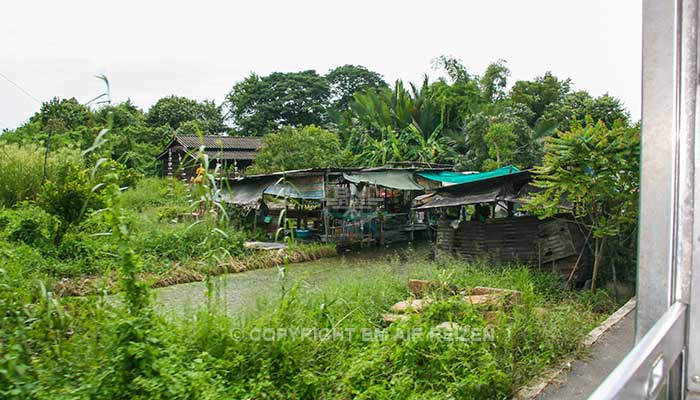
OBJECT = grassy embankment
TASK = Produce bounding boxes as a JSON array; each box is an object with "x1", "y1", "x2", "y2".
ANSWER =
[
  {"x1": 2, "y1": 246, "x2": 619, "y2": 399},
  {"x1": 1, "y1": 174, "x2": 336, "y2": 296}
]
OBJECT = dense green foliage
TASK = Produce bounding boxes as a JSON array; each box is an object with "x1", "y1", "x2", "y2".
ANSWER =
[
  {"x1": 326, "y1": 64, "x2": 388, "y2": 113},
  {"x1": 146, "y1": 95, "x2": 227, "y2": 133},
  {"x1": 0, "y1": 178, "x2": 243, "y2": 279},
  {"x1": 226, "y1": 70, "x2": 332, "y2": 136},
  {"x1": 526, "y1": 119, "x2": 641, "y2": 291},
  {"x1": 0, "y1": 97, "x2": 226, "y2": 176},
  {"x1": 0, "y1": 143, "x2": 82, "y2": 208},
  {"x1": 247, "y1": 125, "x2": 350, "y2": 174}
]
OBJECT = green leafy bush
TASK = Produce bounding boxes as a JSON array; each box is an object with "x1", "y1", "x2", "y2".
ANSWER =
[
  {"x1": 0, "y1": 206, "x2": 57, "y2": 248},
  {"x1": 38, "y1": 163, "x2": 102, "y2": 241},
  {"x1": 156, "y1": 205, "x2": 189, "y2": 222}
]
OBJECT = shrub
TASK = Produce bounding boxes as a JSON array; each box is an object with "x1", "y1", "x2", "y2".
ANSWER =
[
  {"x1": 156, "y1": 205, "x2": 189, "y2": 222},
  {"x1": 38, "y1": 163, "x2": 103, "y2": 242},
  {"x1": 55, "y1": 231, "x2": 97, "y2": 261},
  {"x1": 0, "y1": 206, "x2": 57, "y2": 248},
  {"x1": 247, "y1": 125, "x2": 351, "y2": 174},
  {"x1": 92, "y1": 158, "x2": 143, "y2": 190}
]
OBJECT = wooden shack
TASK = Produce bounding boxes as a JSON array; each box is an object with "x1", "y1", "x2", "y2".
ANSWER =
[
  {"x1": 416, "y1": 167, "x2": 592, "y2": 286},
  {"x1": 221, "y1": 168, "x2": 445, "y2": 247},
  {"x1": 434, "y1": 216, "x2": 590, "y2": 283},
  {"x1": 157, "y1": 135, "x2": 262, "y2": 178}
]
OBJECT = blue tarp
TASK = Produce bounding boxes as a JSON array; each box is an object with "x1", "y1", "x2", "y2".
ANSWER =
[{"x1": 418, "y1": 165, "x2": 520, "y2": 184}]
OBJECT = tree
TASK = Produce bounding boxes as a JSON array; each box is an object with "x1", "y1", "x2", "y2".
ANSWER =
[
  {"x1": 510, "y1": 72, "x2": 571, "y2": 126},
  {"x1": 353, "y1": 124, "x2": 455, "y2": 167},
  {"x1": 432, "y1": 55, "x2": 471, "y2": 82},
  {"x1": 463, "y1": 104, "x2": 540, "y2": 170},
  {"x1": 0, "y1": 98, "x2": 99, "y2": 150},
  {"x1": 542, "y1": 91, "x2": 631, "y2": 132},
  {"x1": 226, "y1": 71, "x2": 330, "y2": 136},
  {"x1": 247, "y1": 125, "x2": 349, "y2": 174},
  {"x1": 483, "y1": 123, "x2": 517, "y2": 170},
  {"x1": 480, "y1": 60, "x2": 511, "y2": 103},
  {"x1": 146, "y1": 96, "x2": 226, "y2": 133},
  {"x1": 326, "y1": 65, "x2": 387, "y2": 112},
  {"x1": 525, "y1": 119, "x2": 640, "y2": 291},
  {"x1": 585, "y1": 94, "x2": 631, "y2": 129},
  {"x1": 36, "y1": 97, "x2": 95, "y2": 133},
  {"x1": 350, "y1": 79, "x2": 445, "y2": 141}
]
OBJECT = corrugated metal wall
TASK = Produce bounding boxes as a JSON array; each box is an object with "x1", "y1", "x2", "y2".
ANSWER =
[{"x1": 436, "y1": 216, "x2": 592, "y2": 284}]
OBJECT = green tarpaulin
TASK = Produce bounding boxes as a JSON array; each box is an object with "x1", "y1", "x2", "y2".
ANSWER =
[{"x1": 418, "y1": 165, "x2": 520, "y2": 184}]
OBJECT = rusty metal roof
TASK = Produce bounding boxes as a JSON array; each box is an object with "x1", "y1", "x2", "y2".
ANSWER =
[
  {"x1": 157, "y1": 135, "x2": 262, "y2": 160},
  {"x1": 173, "y1": 135, "x2": 262, "y2": 150}
]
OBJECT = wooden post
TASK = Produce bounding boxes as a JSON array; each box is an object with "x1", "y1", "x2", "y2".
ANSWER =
[{"x1": 323, "y1": 169, "x2": 329, "y2": 243}]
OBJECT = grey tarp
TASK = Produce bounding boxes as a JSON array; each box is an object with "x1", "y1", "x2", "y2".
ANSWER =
[
  {"x1": 221, "y1": 178, "x2": 276, "y2": 206},
  {"x1": 342, "y1": 171, "x2": 424, "y2": 191},
  {"x1": 263, "y1": 175, "x2": 325, "y2": 200},
  {"x1": 415, "y1": 171, "x2": 534, "y2": 210},
  {"x1": 415, "y1": 186, "x2": 519, "y2": 210}
]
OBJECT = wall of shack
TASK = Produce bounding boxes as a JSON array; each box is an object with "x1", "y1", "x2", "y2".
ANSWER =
[{"x1": 435, "y1": 215, "x2": 592, "y2": 285}]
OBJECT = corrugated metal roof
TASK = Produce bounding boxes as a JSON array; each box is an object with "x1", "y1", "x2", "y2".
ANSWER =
[
  {"x1": 157, "y1": 135, "x2": 263, "y2": 160},
  {"x1": 175, "y1": 135, "x2": 262, "y2": 150}
]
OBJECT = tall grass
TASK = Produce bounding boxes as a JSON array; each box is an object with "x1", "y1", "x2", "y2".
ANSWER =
[
  {"x1": 2, "y1": 256, "x2": 616, "y2": 399},
  {"x1": 0, "y1": 143, "x2": 81, "y2": 207}
]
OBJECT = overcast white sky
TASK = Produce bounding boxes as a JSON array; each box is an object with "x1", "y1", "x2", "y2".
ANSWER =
[{"x1": 0, "y1": 0, "x2": 641, "y2": 131}]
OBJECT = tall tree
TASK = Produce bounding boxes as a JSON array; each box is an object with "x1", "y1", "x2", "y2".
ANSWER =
[
  {"x1": 326, "y1": 65, "x2": 387, "y2": 113},
  {"x1": 146, "y1": 95, "x2": 226, "y2": 133},
  {"x1": 36, "y1": 97, "x2": 95, "y2": 134},
  {"x1": 510, "y1": 72, "x2": 571, "y2": 127},
  {"x1": 0, "y1": 97, "x2": 98, "y2": 150},
  {"x1": 226, "y1": 71, "x2": 330, "y2": 136},
  {"x1": 480, "y1": 59, "x2": 511, "y2": 103},
  {"x1": 483, "y1": 123, "x2": 517, "y2": 170},
  {"x1": 463, "y1": 104, "x2": 540, "y2": 170},
  {"x1": 542, "y1": 91, "x2": 631, "y2": 132}
]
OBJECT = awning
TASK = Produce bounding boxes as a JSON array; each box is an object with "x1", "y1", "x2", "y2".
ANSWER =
[
  {"x1": 415, "y1": 171, "x2": 532, "y2": 210},
  {"x1": 418, "y1": 165, "x2": 520, "y2": 184},
  {"x1": 415, "y1": 186, "x2": 519, "y2": 210},
  {"x1": 342, "y1": 171, "x2": 424, "y2": 191},
  {"x1": 221, "y1": 177, "x2": 276, "y2": 206},
  {"x1": 263, "y1": 175, "x2": 325, "y2": 200}
]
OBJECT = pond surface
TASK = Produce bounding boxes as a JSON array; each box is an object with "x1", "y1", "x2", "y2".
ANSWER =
[{"x1": 154, "y1": 243, "x2": 431, "y2": 317}]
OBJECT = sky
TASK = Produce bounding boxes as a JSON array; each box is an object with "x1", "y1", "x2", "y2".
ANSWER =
[{"x1": 0, "y1": 0, "x2": 642, "y2": 131}]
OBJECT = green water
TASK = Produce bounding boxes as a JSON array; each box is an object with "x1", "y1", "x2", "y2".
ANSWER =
[{"x1": 154, "y1": 243, "x2": 431, "y2": 317}]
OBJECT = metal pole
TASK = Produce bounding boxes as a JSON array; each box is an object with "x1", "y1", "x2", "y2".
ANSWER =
[{"x1": 636, "y1": 0, "x2": 680, "y2": 340}]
